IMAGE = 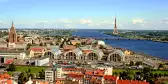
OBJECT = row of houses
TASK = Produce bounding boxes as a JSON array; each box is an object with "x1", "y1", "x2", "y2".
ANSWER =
[{"x1": 41, "y1": 65, "x2": 149, "y2": 84}]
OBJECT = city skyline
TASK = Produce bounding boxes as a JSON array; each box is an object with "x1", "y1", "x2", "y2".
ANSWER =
[{"x1": 0, "y1": 0, "x2": 168, "y2": 30}]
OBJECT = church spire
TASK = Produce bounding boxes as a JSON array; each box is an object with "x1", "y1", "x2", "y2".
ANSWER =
[{"x1": 12, "y1": 20, "x2": 14, "y2": 27}]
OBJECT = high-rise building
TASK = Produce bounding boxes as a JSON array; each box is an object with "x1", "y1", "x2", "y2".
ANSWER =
[{"x1": 113, "y1": 14, "x2": 119, "y2": 35}]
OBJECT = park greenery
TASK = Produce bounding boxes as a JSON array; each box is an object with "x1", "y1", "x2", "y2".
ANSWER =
[{"x1": 104, "y1": 30, "x2": 168, "y2": 42}]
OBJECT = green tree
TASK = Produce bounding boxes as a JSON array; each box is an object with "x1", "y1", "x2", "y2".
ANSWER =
[
  {"x1": 75, "y1": 43, "x2": 81, "y2": 47},
  {"x1": 28, "y1": 69, "x2": 31, "y2": 73},
  {"x1": 130, "y1": 61, "x2": 134, "y2": 66},
  {"x1": 18, "y1": 72, "x2": 28, "y2": 84},
  {"x1": 39, "y1": 69, "x2": 45, "y2": 79},
  {"x1": 135, "y1": 61, "x2": 143, "y2": 66},
  {"x1": 163, "y1": 81, "x2": 168, "y2": 84},
  {"x1": 26, "y1": 43, "x2": 32, "y2": 50},
  {"x1": 128, "y1": 74, "x2": 134, "y2": 80},
  {"x1": 7, "y1": 63, "x2": 16, "y2": 71},
  {"x1": 158, "y1": 64, "x2": 164, "y2": 69}
]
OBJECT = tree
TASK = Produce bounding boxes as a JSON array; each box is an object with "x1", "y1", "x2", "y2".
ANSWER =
[
  {"x1": 128, "y1": 74, "x2": 134, "y2": 80},
  {"x1": 39, "y1": 43, "x2": 43, "y2": 46},
  {"x1": 7, "y1": 63, "x2": 16, "y2": 71},
  {"x1": 28, "y1": 69, "x2": 31, "y2": 73},
  {"x1": 6, "y1": 38, "x2": 9, "y2": 42},
  {"x1": 130, "y1": 61, "x2": 134, "y2": 66},
  {"x1": 39, "y1": 69, "x2": 45, "y2": 79},
  {"x1": 135, "y1": 61, "x2": 143, "y2": 66},
  {"x1": 18, "y1": 72, "x2": 28, "y2": 84},
  {"x1": 50, "y1": 42, "x2": 54, "y2": 45},
  {"x1": 28, "y1": 74, "x2": 34, "y2": 79},
  {"x1": 75, "y1": 43, "x2": 81, "y2": 47},
  {"x1": 26, "y1": 43, "x2": 32, "y2": 50},
  {"x1": 154, "y1": 73, "x2": 158, "y2": 78},
  {"x1": 163, "y1": 81, "x2": 168, "y2": 84},
  {"x1": 158, "y1": 64, "x2": 164, "y2": 69},
  {"x1": 143, "y1": 67, "x2": 151, "y2": 75}
]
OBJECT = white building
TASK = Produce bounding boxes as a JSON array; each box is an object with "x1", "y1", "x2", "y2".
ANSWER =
[
  {"x1": 45, "y1": 68, "x2": 56, "y2": 83},
  {"x1": 35, "y1": 57, "x2": 49, "y2": 66}
]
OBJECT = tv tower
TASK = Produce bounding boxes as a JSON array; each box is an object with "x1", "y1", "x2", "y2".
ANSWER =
[{"x1": 113, "y1": 13, "x2": 119, "y2": 35}]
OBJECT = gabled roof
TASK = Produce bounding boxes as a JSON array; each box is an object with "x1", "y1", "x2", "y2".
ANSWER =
[
  {"x1": 104, "y1": 75, "x2": 118, "y2": 81},
  {"x1": 67, "y1": 74, "x2": 84, "y2": 79},
  {"x1": 0, "y1": 72, "x2": 11, "y2": 79},
  {"x1": 29, "y1": 47, "x2": 44, "y2": 52},
  {"x1": 63, "y1": 45, "x2": 76, "y2": 50}
]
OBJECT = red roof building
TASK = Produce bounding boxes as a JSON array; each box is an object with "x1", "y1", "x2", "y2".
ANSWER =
[
  {"x1": 104, "y1": 75, "x2": 119, "y2": 84},
  {"x1": 0, "y1": 72, "x2": 14, "y2": 84},
  {"x1": 29, "y1": 47, "x2": 45, "y2": 52}
]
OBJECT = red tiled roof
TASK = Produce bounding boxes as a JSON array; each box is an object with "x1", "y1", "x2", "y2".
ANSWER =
[
  {"x1": 63, "y1": 45, "x2": 76, "y2": 50},
  {"x1": 117, "y1": 80, "x2": 149, "y2": 84},
  {"x1": 67, "y1": 74, "x2": 84, "y2": 79},
  {"x1": 104, "y1": 75, "x2": 118, "y2": 81},
  {"x1": 0, "y1": 72, "x2": 12, "y2": 84},
  {"x1": 94, "y1": 70, "x2": 105, "y2": 76},
  {"x1": 5, "y1": 59, "x2": 14, "y2": 64},
  {"x1": 0, "y1": 73, "x2": 11, "y2": 79},
  {"x1": 29, "y1": 47, "x2": 44, "y2": 52},
  {"x1": 85, "y1": 69, "x2": 105, "y2": 76},
  {"x1": 36, "y1": 81, "x2": 49, "y2": 84},
  {"x1": 85, "y1": 71, "x2": 94, "y2": 75},
  {"x1": 0, "y1": 79, "x2": 12, "y2": 84},
  {"x1": 90, "y1": 76, "x2": 97, "y2": 82},
  {"x1": 62, "y1": 68, "x2": 84, "y2": 71}
]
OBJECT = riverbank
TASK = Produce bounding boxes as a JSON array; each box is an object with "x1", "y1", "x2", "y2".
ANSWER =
[
  {"x1": 103, "y1": 32, "x2": 168, "y2": 43},
  {"x1": 114, "y1": 46, "x2": 167, "y2": 62}
]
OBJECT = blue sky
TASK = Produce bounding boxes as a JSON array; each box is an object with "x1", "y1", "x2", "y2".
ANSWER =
[{"x1": 0, "y1": 0, "x2": 168, "y2": 30}]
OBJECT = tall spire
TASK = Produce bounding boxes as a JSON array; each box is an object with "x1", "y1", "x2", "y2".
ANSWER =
[
  {"x1": 12, "y1": 20, "x2": 14, "y2": 27},
  {"x1": 113, "y1": 13, "x2": 119, "y2": 35},
  {"x1": 114, "y1": 13, "x2": 116, "y2": 29}
]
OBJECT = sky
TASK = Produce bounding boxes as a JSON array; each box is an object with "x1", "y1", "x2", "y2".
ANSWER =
[{"x1": 0, "y1": 0, "x2": 168, "y2": 30}]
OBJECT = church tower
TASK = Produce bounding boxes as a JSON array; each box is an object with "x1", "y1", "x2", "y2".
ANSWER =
[
  {"x1": 8, "y1": 21, "x2": 17, "y2": 48},
  {"x1": 113, "y1": 14, "x2": 119, "y2": 35}
]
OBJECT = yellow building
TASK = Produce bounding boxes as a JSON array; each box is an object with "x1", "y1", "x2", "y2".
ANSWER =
[
  {"x1": 70, "y1": 40, "x2": 81, "y2": 45},
  {"x1": 124, "y1": 50, "x2": 132, "y2": 56},
  {"x1": 29, "y1": 47, "x2": 45, "y2": 58}
]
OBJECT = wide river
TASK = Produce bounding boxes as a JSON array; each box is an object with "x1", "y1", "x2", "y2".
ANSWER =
[{"x1": 72, "y1": 29, "x2": 168, "y2": 60}]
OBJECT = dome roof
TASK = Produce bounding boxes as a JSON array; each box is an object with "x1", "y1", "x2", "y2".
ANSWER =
[{"x1": 113, "y1": 49, "x2": 124, "y2": 56}]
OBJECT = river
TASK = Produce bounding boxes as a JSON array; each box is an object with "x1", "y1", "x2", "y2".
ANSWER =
[{"x1": 72, "y1": 29, "x2": 168, "y2": 60}]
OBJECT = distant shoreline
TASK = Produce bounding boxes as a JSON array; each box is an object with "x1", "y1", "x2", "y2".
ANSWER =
[{"x1": 103, "y1": 32, "x2": 168, "y2": 43}]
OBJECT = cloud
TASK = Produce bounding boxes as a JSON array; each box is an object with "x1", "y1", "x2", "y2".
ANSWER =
[
  {"x1": 161, "y1": 18, "x2": 168, "y2": 24},
  {"x1": 80, "y1": 19, "x2": 92, "y2": 24},
  {"x1": 132, "y1": 19, "x2": 145, "y2": 24},
  {"x1": 0, "y1": 21, "x2": 2, "y2": 24}
]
